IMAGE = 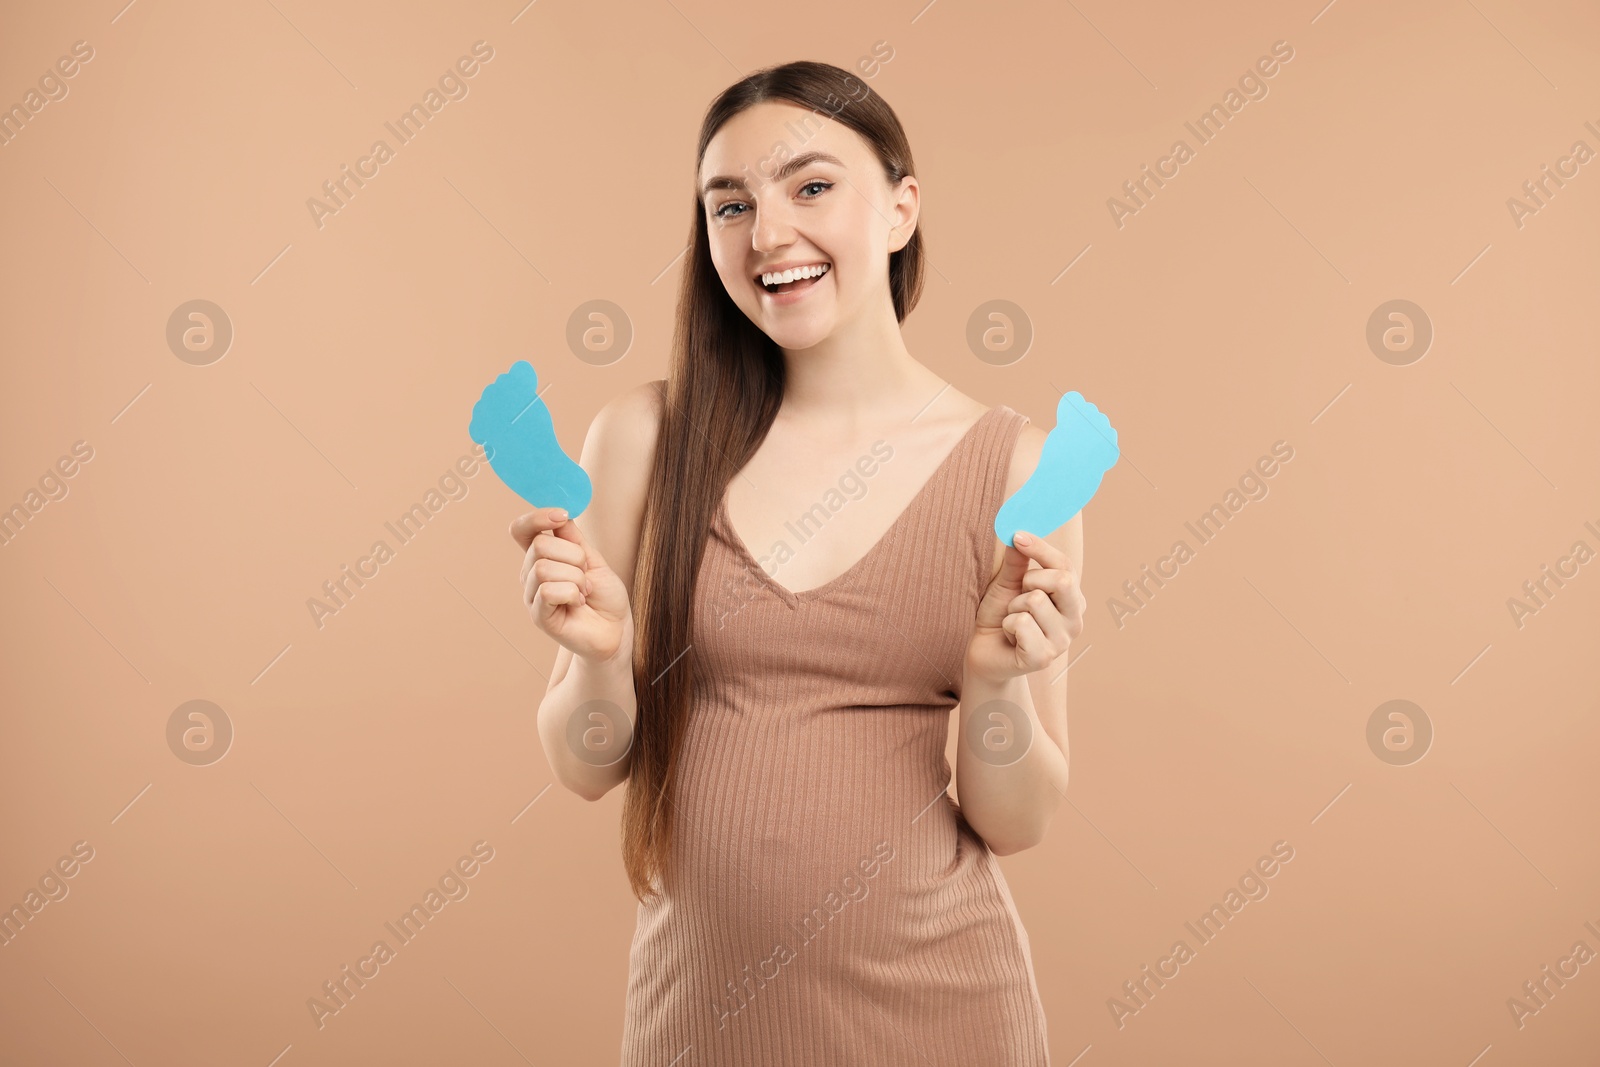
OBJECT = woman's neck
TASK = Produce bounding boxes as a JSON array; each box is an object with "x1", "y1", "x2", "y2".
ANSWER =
[{"x1": 776, "y1": 313, "x2": 943, "y2": 426}]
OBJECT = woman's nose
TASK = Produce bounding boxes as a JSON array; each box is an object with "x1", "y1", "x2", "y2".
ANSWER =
[{"x1": 751, "y1": 198, "x2": 796, "y2": 252}]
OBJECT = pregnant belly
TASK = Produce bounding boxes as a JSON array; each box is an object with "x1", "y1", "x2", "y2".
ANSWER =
[{"x1": 662, "y1": 700, "x2": 959, "y2": 937}]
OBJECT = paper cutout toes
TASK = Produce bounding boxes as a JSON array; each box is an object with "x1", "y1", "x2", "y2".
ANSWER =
[
  {"x1": 469, "y1": 360, "x2": 592, "y2": 516},
  {"x1": 995, "y1": 391, "x2": 1119, "y2": 546}
]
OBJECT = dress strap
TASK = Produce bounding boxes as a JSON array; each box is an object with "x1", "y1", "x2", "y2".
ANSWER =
[{"x1": 972, "y1": 405, "x2": 1030, "y2": 588}]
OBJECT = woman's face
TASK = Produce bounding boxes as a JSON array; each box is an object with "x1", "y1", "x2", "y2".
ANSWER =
[{"x1": 698, "y1": 100, "x2": 917, "y2": 351}]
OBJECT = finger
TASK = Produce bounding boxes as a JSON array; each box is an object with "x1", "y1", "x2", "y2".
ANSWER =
[
  {"x1": 990, "y1": 540, "x2": 1031, "y2": 593},
  {"x1": 510, "y1": 507, "x2": 572, "y2": 551},
  {"x1": 1020, "y1": 567, "x2": 1072, "y2": 598},
  {"x1": 524, "y1": 572, "x2": 588, "y2": 614},
  {"x1": 524, "y1": 523, "x2": 585, "y2": 569},
  {"x1": 531, "y1": 577, "x2": 586, "y2": 616},
  {"x1": 1032, "y1": 595, "x2": 1073, "y2": 654},
  {"x1": 1011, "y1": 530, "x2": 1068, "y2": 570},
  {"x1": 1032, "y1": 573, "x2": 1087, "y2": 640},
  {"x1": 510, "y1": 507, "x2": 563, "y2": 550},
  {"x1": 522, "y1": 524, "x2": 587, "y2": 586},
  {"x1": 1020, "y1": 568, "x2": 1079, "y2": 622},
  {"x1": 1008, "y1": 585, "x2": 1070, "y2": 640},
  {"x1": 550, "y1": 513, "x2": 608, "y2": 571},
  {"x1": 533, "y1": 557, "x2": 590, "y2": 591},
  {"x1": 1004, "y1": 609, "x2": 1050, "y2": 669}
]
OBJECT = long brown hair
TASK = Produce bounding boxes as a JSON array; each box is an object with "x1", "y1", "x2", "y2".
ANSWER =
[{"x1": 621, "y1": 60, "x2": 926, "y2": 901}]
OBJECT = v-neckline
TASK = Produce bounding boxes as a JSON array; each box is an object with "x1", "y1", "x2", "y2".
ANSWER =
[{"x1": 716, "y1": 405, "x2": 1004, "y2": 607}]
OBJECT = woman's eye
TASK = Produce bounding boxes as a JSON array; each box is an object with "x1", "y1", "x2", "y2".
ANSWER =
[{"x1": 712, "y1": 181, "x2": 830, "y2": 220}]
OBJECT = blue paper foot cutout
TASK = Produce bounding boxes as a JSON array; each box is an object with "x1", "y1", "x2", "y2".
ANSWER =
[
  {"x1": 469, "y1": 360, "x2": 593, "y2": 516},
  {"x1": 995, "y1": 391, "x2": 1119, "y2": 546}
]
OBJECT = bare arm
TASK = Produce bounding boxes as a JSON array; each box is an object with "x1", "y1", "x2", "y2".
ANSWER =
[
  {"x1": 521, "y1": 379, "x2": 664, "y2": 801},
  {"x1": 952, "y1": 421, "x2": 1084, "y2": 854}
]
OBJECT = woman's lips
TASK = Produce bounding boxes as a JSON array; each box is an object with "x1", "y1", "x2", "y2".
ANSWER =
[{"x1": 758, "y1": 269, "x2": 828, "y2": 305}]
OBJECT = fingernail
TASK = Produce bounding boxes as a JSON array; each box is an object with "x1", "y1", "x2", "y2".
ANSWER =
[
  {"x1": 551, "y1": 508, "x2": 568, "y2": 521},
  {"x1": 1014, "y1": 532, "x2": 1033, "y2": 545}
]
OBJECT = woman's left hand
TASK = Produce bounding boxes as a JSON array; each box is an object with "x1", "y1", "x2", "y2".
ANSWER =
[{"x1": 965, "y1": 531, "x2": 1086, "y2": 683}]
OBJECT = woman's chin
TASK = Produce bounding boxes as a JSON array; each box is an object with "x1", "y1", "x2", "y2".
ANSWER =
[{"x1": 760, "y1": 321, "x2": 834, "y2": 351}]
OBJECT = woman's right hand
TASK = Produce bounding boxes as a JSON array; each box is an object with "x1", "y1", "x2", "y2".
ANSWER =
[{"x1": 510, "y1": 507, "x2": 632, "y2": 665}]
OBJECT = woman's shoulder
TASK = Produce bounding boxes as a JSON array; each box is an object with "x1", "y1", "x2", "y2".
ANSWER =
[
  {"x1": 934, "y1": 388, "x2": 1036, "y2": 465},
  {"x1": 603, "y1": 377, "x2": 666, "y2": 418},
  {"x1": 932, "y1": 388, "x2": 1039, "y2": 498},
  {"x1": 588, "y1": 380, "x2": 665, "y2": 464}
]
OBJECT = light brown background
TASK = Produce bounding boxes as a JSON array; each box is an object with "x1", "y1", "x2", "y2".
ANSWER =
[{"x1": 2, "y1": 0, "x2": 1598, "y2": 1063}]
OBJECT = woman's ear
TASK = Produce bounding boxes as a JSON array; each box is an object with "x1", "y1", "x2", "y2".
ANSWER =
[{"x1": 888, "y1": 174, "x2": 919, "y2": 253}]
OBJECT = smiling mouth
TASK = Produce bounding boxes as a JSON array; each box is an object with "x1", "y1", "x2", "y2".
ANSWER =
[{"x1": 758, "y1": 263, "x2": 831, "y2": 295}]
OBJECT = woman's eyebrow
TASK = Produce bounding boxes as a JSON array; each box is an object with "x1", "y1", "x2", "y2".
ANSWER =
[{"x1": 700, "y1": 150, "x2": 845, "y2": 198}]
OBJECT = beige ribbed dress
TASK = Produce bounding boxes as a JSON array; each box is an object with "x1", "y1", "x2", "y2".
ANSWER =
[{"x1": 620, "y1": 404, "x2": 1050, "y2": 1066}]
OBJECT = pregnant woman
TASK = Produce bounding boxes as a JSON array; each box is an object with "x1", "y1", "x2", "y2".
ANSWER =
[{"x1": 510, "y1": 60, "x2": 1084, "y2": 1065}]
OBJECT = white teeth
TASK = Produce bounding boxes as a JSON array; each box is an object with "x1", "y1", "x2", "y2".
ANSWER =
[{"x1": 761, "y1": 263, "x2": 830, "y2": 286}]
